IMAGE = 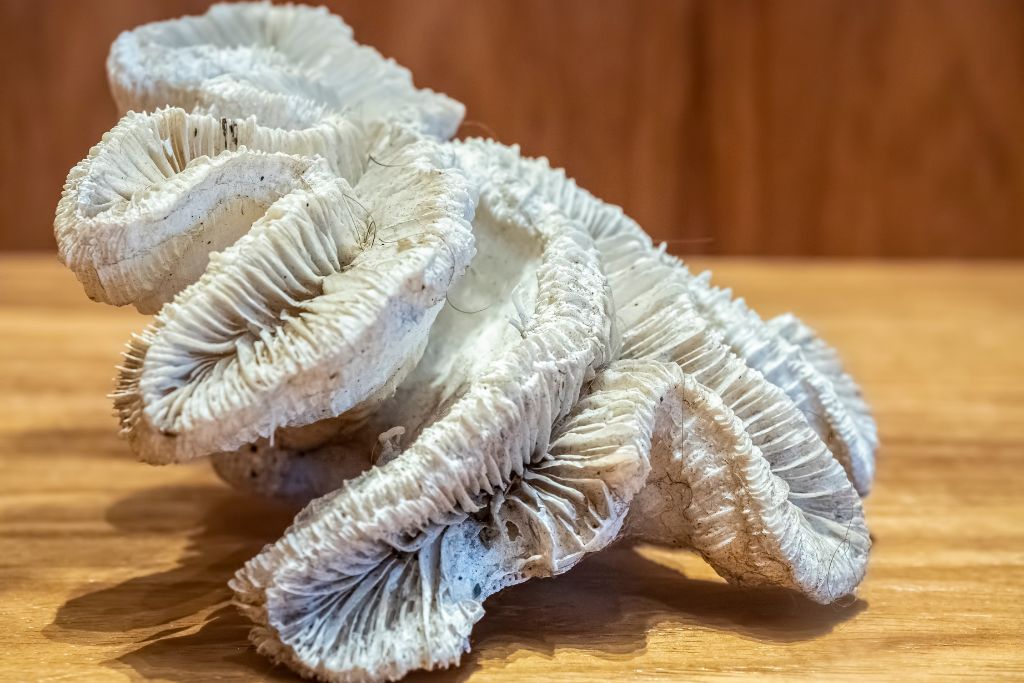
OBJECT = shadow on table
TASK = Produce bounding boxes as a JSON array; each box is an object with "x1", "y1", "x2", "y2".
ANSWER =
[
  {"x1": 42, "y1": 483, "x2": 300, "y2": 680},
  {"x1": 425, "y1": 547, "x2": 866, "y2": 682},
  {"x1": 44, "y1": 484, "x2": 865, "y2": 682}
]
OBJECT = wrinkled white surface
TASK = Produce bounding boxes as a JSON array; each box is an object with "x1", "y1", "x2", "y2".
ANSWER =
[
  {"x1": 52, "y1": 5, "x2": 881, "y2": 683},
  {"x1": 112, "y1": 127, "x2": 476, "y2": 464},
  {"x1": 231, "y1": 179, "x2": 615, "y2": 682},
  {"x1": 108, "y1": 2, "x2": 463, "y2": 137},
  {"x1": 453, "y1": 137, "x2": 877, "y2": 494},
  {"x1": 56, "y1": 107, "x2": 368, "y2": 312}
]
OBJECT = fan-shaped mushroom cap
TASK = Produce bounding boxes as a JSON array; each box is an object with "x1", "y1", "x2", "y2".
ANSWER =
[
  {"x1": 229, "y1": 182, "x2": 615, "y2": 682},
  {"x1": 108, "y1": 1, "x2": 463, "y2": 137},
  {"x1": 112, "y1": 133, "x2": 476, "y2": 464},
  {"x1": 55, "y1": 107, "x2": 370, "y2": 312},
  {"x1": 452, "y1": 138, "x2": 877, "y2": 494}
]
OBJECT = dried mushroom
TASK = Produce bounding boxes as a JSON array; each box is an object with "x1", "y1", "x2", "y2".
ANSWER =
[{"x1": 53, "y1": 5, "x2": 880, "y2": 683}]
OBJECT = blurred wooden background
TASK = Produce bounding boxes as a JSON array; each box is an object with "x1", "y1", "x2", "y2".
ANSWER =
[{"x1": 1, "y1": 0, "x2": 1022, "y2": 257}]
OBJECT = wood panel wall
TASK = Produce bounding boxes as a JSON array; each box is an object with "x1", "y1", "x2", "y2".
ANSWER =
[{"x1": 2, "y1": 0, "x2": 1022, "y2": 257}]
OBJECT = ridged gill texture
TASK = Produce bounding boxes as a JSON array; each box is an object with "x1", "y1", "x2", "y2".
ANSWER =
[
  {"x1": 56, "y1": 107, "x2": 368, "y2": 311},
  {"x1": 108, "y1": 1, "x2": 463, "y2": 137},
  {"x1": 52, "y1": 4, "x2": 879, "y2": 682},
  {"x1": 112, "y1": 131, "x2": 476, "y2": 464}
]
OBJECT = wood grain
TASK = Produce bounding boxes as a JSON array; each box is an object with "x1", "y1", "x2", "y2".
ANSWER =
[
  {"x1": 1, "y1": 254, "x2": 1022, "y2": 681},
  {"x1": 2, "y1": 0, "x2": 1024, "y2": 257}
]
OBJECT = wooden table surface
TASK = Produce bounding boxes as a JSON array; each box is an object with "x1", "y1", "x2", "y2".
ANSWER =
[{"x1": 1, "y1": 254, "x2": 1022, "y2": 682}]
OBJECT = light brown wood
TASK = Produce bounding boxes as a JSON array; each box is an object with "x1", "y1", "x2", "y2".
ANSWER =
[
  {"x1": 1, "y1": 254, "x2": 1022, "y2": 681},
  {"x1": 3, "y1": 0, "x2": 1024, "y2": 257}
]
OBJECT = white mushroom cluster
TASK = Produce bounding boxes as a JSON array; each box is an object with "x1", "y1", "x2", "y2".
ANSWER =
[{"x1": 55, "y1": 4, "x2": 877, "y2": 682}]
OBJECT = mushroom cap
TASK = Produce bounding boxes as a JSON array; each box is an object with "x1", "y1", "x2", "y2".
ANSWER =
[
  {"x1": 230, "y1": 183, "x2": 615, "y2": 682},
  {"x1": 55, "y1": 107, "x2": 369, "y2": 312},
  {"x1": 113, "y1": 132, "x2": 476, "y2": 464},
  {"x1": 107, "y1": 2, "x2": 463, "y2": 137}
]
